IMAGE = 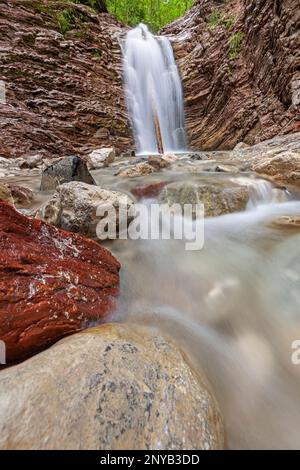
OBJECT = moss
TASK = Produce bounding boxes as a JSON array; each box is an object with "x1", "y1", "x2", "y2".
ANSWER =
[{"x1": 228, "y1": 31, "x2": 245, "y2": 60}]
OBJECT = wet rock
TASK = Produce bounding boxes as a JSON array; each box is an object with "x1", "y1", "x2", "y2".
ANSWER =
[
  {"x1": 6, "y1": 183, "x2": 35, "y2": 206},
  {"x1": 86, "y1": 148, "x2": 115, "y2": 170},
  {"x1": 116, "y1": 162, "x2": 154, "y2": 178},
  {"x1": 148, "y1": 156, "x2": 171, "y2": 170},
  {"x1": 131, "y1": 181, "x2": 169, "y2": 199},
  {"x1": 36, "y1": 182, "x2": 134, "y2": 239},
  {"x1": 40, "y1": 156, "x2": 95, "y2": 191},
  {"x1": 19, "y1": 154, "x2": 43, "y2": 169},
  {"x1": 0, "y1": 323, "x2": 224, "y2": 450},
  {"x1": 162, "y1": 153, "x2": 177, "y2": 163},
  {"x1": 270, "y1": 215, "x2": 300, "y2": 230},
  {"x1": 251, "y1": 151, "x2": 300, "y2": 187},
  {"x1": 0, "y1": 201, "x2": 120, "y2": 364},
  {"x1": 0, "y1": 184, "x2": 14, "y2": 206},
  {"x1": 234, "y1": 142, "x2": 250, "y2": 151},
  {"x1": 189, "y1": 153, "x2": 204, "y2": 161},
  {"x1": 159, "y1": 181, "x2": 249, "y2": 217}
]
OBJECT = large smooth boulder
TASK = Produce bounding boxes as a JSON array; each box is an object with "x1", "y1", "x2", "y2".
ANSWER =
[
  {"x1": 86, "y1": 148, "x2": 115, "y2": 169},
  {"x1": 159, "y1": 181, "x2": 249, "y2": 217},
  {"x1": 40, "y1": 156, "x2": 95, "y2": 191},
  {"x1": 0, "y1": 202, "x2": 120, "y2": 364},
  {"x1": 251, "y1": 151, "x2": 300, "y2": 187},
  {"x1": 0, "y1": 323, "x2": 224, "y2": 450},
  {"x1": 36, "y1": 182, "x2": 135, "y2": 239}
]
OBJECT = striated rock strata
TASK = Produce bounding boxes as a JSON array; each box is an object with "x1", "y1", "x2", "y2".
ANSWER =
[
  {"x1": 0, "y1": 0, "x2": 132, "y2": 159},
  {"x1": 162, "y1": 0, "x2": 300, "y2": 150}
]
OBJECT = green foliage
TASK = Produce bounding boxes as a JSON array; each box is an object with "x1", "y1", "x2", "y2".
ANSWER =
[
  {"x1": 208, "y1": 9, "x2": 233, "y2": 31},
  {"x1": 208, "y1": 9, "x2": 221, "y2": 30},
  {"x1": 228, "y1": 31, "x2": 245, "y2": 60},
  {"x1": 57, "y1": 8, "x2": 76, "y2": 34},
  {"x1": 105, "y1": 0, "x2": 193, "y2": 33},
  {"x1": 223, "y1": 15, "x2": 233, "y2": 30}
]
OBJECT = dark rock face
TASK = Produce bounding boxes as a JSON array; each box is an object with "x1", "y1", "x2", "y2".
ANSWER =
[
  {"x1": 0, "y1": 1, "x2": 133, "y2": 159},
  {"x1": 162, "y1": 0, "x2": 300, "y2": 150},
  {"x1": 0, "y1": 202, "x2": 120, "y2": 364},
  {"x1": 40, "y1": 155, "x2": 95, "y2": 190}
]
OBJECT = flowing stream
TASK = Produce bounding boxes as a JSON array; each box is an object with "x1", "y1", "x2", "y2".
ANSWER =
[
  {"x1": 8, "y1": 155, "x2": 300, "y2": 449},
  {"x1": 122, "y1": 24, "x2": 187, "y2": 154}
]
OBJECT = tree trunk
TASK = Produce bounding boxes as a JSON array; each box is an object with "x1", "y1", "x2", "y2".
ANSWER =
[{"x1": 153, "y1": 108, "x2": 164, "y2": 154}]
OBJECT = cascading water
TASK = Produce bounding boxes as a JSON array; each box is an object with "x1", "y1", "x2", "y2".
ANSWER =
[{"x1": 122, "y1": 23, "x2": 187, "y2": 155}]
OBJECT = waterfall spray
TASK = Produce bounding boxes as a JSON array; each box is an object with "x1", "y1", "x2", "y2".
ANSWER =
[{"x1": 122, "y1": 24, "x2": 187, "y2": 155}]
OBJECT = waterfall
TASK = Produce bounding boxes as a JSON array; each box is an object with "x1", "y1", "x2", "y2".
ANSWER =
[{"x1": 122, "y1": 24, "x2": 187, "y2": 155}]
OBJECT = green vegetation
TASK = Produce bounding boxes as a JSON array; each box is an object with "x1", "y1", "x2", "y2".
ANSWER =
[
  {"x1": 105, "y1": 0, "x2": 193, "y2": 33},
  {"x1": 208, "y1": 9, "x2": 221, "y2": 30},
  {"x1": 28, "y1": 1, "x2": 193, "y2": 35},
  {"x1": 208, "y1": 8, "x2": 234, "y2": 31},
  {"x1": 223, "y1": 15, "x2": 233, "y2": 30},
  {"x1": 228, "y1": 31, "x2": 245, "y2": 60},
  {"x1": 57, "y1": 8, "x2": 77, "y2": 34}
]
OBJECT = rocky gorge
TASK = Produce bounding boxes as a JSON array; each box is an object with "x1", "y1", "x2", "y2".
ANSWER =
[{"x1": 0, "y1": 0, "x2": 300, "y2": 452}]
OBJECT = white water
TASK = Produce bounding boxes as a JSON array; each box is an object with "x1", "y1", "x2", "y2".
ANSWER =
[{"x1": 122, "y1": 24, "x2": 187, "y2": 155}]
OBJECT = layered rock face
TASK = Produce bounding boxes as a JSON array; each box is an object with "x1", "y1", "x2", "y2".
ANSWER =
[
  {"x1": 0, "y1": 202, "x2": 120, "y2": 364},
  {"x1": 162, "y1": 0, "x2": 300, "y2": 150},
  {"x1": 0, "y1": 0, "x2": 132, "y2": 159}
]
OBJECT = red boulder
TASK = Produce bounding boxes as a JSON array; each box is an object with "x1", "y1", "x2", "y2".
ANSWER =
[
  {"x1": 131, "y1": 181, "x2": 169, "y2": 199},
  {"x1": 0, "y1": 202, "x2": 120, "y2": 364}
]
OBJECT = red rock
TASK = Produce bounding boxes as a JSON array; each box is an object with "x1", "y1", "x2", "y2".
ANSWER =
[
  {"x1": 131, "y1": 181, "x2": 169, "y2": 199},
  {"x1": 6, "y1": 183, "x2": 34, "y2": 206},
  {"x1": 0, "y1": 202, "x2": 120, "y2": 364}
]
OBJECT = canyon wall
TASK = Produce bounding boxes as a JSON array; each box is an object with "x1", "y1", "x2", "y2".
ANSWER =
[
  {"x1": 0, "y1": 0, "x2": 132, "y2": 158},
  {"x1": 0, "y1": 0, "x2": 299, "y2": 158},
  {"x1": 162, "y1": 0, "x2": 300, "y2": 150}
]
